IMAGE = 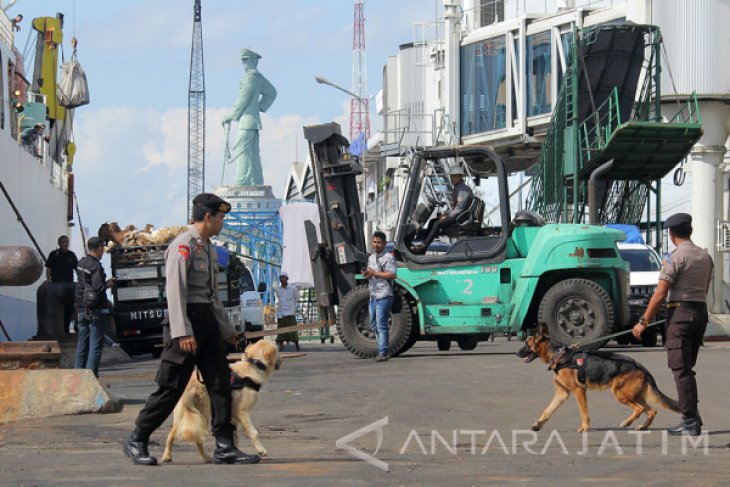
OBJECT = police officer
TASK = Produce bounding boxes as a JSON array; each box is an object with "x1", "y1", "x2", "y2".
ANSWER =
[
  {"x1": 633, "y1": 213, "x2": 713, "y2": 436},
  {"x1": 123, "y1": 193, "x2": 260, "y2": 466},
  {"x1": 410, "y1": 164, "x2": 473, "y2": 254}
]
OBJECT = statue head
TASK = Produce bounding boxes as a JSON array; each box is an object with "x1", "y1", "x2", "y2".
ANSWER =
[{"x1": 240, "y1": 48, "x2": 261, "y2": 68}]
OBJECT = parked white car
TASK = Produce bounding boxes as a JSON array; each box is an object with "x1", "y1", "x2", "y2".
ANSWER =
[
  {"x1": 616, "y1": 242, "x2": 664, "y2": 346},
  {"x1": 241, "y1": 291, "x2": 265, "y2": 343}
]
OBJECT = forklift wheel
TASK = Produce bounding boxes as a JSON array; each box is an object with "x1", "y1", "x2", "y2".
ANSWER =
[
  {"x1": 538, "y1": 278, "x2": 614, "y2": 350},
  {"x1": 457, "y1": 337, "x2": 478, "y2": 351},
  {"x1": 336, "y1": 285, "x2": 413, "y2": 359}
]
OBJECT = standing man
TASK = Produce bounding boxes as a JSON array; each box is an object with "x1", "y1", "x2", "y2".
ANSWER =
[
  {"x1": 222, "y1": 48, "x2": 277, "y2": 186},
  {"x1": 274, "y1": 272, "x2": 299, "y2": 351},
  {"x1": 74, "y1": 237, "x2": 112, "y2": 377},
  {"x1": 410, "y1": 164, "x2": 473, "y2": 254},
  {"x1": 633, "y1": 213, "x2": 713, "y2": 436},
  {"x1": 123, "y1": 193, "x2": 260, "y2": 466},
  {"x1": 46, "y1": 235, "x2": 79, "y2": 332},
  {"x1": 19, "y1": 123, "x2": 47, "y2": 157},
  {"x1": 363, "y1": 231, "x2": 397, "y2": 362},
  {"x1": 46, "y1": 235, "x2": 78, "y2": 283}
]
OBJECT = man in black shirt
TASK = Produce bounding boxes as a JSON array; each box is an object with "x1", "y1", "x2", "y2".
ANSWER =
[
  {"x1": 46, "y1": 235, "x2": 79, "y2": 333},
  {"x1": 74, "y1": 237, "x2": 113, "y2": 377},
  {"x1": 46, "y1": 235, "x2": 78, "y2": 282}
]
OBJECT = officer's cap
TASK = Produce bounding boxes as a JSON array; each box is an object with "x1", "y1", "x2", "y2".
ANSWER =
[
  {"x1": 193, "y1": 193, "x2": 231, "y2": 214},
  {"x1": 87, "y1": 236, "x2": 104, "y2": 250},
  {"x1": 240, "y1": 48, "x2": 261, "y2": 60},
  {"x1": 449, "y1": 164, "x2": 465, "y2": 176},
  {"x1": 664, "y1": 212, "x2": 692, "y2": 229}
]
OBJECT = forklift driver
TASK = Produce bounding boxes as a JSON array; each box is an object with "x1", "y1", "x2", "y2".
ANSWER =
[{"x1": 410, "y1": 164, "x2": 473, "y2": 254}]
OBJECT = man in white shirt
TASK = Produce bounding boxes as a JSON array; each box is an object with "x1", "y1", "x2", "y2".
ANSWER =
[{"x1": 274, "y1": 272, "x2": 299, "y2": 351}]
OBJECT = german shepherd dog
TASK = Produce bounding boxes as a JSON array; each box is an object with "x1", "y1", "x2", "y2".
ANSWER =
[{"x1": 517, "y1": 324, "x2": 680, "y2": 432}]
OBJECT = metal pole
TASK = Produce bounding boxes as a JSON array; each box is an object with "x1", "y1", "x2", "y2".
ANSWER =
[
  {"x1": 588, "y1": 159, "x2": 613, "y2": 225},
  {"x1": 0, "y1": 180, "x2": 47, "y2": 262}
]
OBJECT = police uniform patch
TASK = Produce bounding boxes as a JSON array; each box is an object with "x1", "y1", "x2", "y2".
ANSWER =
[{"x1": 178, "y1": 244, "x2": 190, "y2": 261}]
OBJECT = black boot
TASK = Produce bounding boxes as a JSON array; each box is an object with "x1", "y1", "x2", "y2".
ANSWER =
[
  {"x1": 667, "y1": 416, "x2": 701, "y2": 436},
  {"x1": 123, "y1": 429, "x2": 158, "y2": 466},
  {"x1": 213, "y1": 434, "x2": 260, "y2": 465}
]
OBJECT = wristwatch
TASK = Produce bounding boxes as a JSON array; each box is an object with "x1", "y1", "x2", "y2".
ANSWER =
[{"x1": 639, "y1": 316, "x2": 649, "y2": 327}]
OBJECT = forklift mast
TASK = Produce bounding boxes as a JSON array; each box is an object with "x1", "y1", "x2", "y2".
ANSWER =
[{"x1": 303, "y1": 123, "x2": 368, "y2": 308}]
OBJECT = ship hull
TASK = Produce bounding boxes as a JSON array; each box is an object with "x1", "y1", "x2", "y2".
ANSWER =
[{"x1": 0, "y1": 134, "x2": 69, "y2": 340}]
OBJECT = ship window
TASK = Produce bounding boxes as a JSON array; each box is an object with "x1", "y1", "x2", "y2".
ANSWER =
[
  {"x1": 460, "y1": 36, "x2": 507, "y2": 136},
  {"x1": 527, "y1": 31, "x2": 552, "y2": 116}
]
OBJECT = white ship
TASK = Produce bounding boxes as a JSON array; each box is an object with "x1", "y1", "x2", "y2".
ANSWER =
[{"x1": 0, "y1": 8, "x2": 80, "y2": 340}]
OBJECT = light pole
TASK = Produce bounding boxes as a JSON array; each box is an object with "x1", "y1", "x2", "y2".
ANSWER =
[{"x1": 314, "y1": 75, "x2": 364, "y2": 102}]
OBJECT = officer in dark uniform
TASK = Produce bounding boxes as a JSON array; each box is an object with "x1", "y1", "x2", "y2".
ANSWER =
[
  {"x1": 633, "y1": 213, "x2": 713, "y2": 436},
  {"x1": 123, "y1": 193, "x2": 260, "y2": 466}
]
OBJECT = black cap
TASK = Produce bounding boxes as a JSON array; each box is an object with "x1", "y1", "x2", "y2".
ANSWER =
[
  {"x1": 87, "y1": 236, "x2": 104, "y2": 249},
  {"x1": 193, "y1": 193, "x2": 231, "y2": 214},
  {"x1": 664, "y1": 213, "x2": 692, "y2": 229}
]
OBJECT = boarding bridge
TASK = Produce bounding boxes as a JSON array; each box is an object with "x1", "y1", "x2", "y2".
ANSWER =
[{"x1": 526, "y1": 23, "x2": 702, "y2": 227}]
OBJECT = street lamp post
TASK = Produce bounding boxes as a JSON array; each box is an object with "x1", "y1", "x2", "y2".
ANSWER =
[{"x1": 314, "y1": 75, "x2": 364, "y2": 102}]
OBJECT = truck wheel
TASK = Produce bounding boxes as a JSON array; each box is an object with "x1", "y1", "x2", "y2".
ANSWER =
[
  {"x1": 336, "y1": 286, "x2": 412, "y2": 359},
  {"x1": 457, "y1": 337, "x2": 478, "y2": 351},
  {"x1": 641, "y1": 325, "x2": 658, "y2": 347},
  {"x1": 538, "y1": 278, "x2": 614, "y2": 350},
  {"x1": 437, "y1": 338, "x2": 451, "y2": 351}
]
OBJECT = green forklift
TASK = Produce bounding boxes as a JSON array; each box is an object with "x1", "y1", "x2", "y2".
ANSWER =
[{"x1": 303, "y1": 23, "x2": 701, "y2": 359}]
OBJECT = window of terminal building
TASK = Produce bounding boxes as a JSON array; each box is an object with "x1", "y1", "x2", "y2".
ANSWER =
[
  {"x1": 460, "y1": 36, "x2": 507, "y2": 136},
  {"x1": 480, "y1": 0, "x2": 504, "y2": 26},
  {"x1": 527, "y1": 31, "x2": 552, "y2": 116}
]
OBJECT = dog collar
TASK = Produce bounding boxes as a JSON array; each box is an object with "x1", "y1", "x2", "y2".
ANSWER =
[
  {"x1": 230, "y1": 371, "x2": 261, "y2": 391},
  {"x1": 246, "y1": 355, "x2": 268, "y2": 372}
]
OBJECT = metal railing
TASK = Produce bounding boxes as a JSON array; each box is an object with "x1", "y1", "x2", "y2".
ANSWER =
[
  {"x1": 0, "y1": 10, "x2": 14, "y2": 47},
  {"x1": 668, "y1": 91, "x2": 702, "y2": 125},
  {"x1": 579, "y1": 87, "x2": 622, "y2": 162}
]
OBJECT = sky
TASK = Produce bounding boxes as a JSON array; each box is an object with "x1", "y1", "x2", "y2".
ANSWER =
[{"x1": 6, "y1": 0, "x2": 443, "y2": 232}]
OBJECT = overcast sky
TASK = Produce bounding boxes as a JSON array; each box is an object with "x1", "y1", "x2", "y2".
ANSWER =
[{"x1": 8, "y1": 0, "x2": 442, "y2": 231}]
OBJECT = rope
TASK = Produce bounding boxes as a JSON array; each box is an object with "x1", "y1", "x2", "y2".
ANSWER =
[
  {"x1": 74, "y1": 191, "x2": 87, "y2": 255},
  {"x1": 0, "y1": 178, "x2": 47, "y2": 262},
  {"x1": 0, "y1": 317, "x2": 12, "y2": 341},
  {"x1": 569, "y1": 319, "x2": 666, "y2": 349},
  {"x1": 660, "y1": 41, "x2": 682, "y2": 111},
  {"x1": 574, "y1": 32, "x2": 598, "y2": 123}
]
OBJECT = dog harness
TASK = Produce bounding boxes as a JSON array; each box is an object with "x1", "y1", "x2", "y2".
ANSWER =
[
  {"x1": 230, "y1": 371, "x2": 262, "y2": 391},
  {"x1": 551, "y1": 350, "x2": 588, "y2": 384},
  {"x1": 228, "y1": 354, "x2": 268, "y2": 391}
]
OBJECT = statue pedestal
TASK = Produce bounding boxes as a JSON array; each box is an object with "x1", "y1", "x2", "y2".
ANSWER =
[{"x1": 215, "y1": 185, "x2": 276, "y2": 200}]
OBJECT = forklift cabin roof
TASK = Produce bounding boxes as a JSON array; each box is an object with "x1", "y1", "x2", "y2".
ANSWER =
[{"x1": 418, "y1": 145, "x2": 534, "y2": 177}]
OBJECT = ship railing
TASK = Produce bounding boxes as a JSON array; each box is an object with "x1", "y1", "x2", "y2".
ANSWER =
[
  {"x1": 0, "y1": 10, "x2": 14, "y2": 47},
  {"x1": 14, "y1": 90, "x2": 68, "y2": 192}
]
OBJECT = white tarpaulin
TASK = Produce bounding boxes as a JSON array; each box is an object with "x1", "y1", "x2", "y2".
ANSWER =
[{"x1": 279, "y1": 202, "x2": 320, "y2": 288}]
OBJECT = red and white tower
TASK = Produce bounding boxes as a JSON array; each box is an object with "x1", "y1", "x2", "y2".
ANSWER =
[{"x1": 350, "y1": 0, "x2": 370, "y2": 142}]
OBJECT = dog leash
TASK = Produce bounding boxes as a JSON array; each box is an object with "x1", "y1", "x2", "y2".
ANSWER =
[{"x1": 568, "y1": 319, "x2": 666, "y2": 349}]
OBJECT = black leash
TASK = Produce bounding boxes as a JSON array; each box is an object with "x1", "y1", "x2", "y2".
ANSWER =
[{"x1": 569, "y1": 319, "x2": 666, "y2": 349}]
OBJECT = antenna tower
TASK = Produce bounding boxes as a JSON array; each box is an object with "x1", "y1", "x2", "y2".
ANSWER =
[
  {"x1": 350, "y1": 0, "x2": 370, "y2": 142},
  {"x1": 187, "y1": 0, "x2": 206, "y2": 219}
]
